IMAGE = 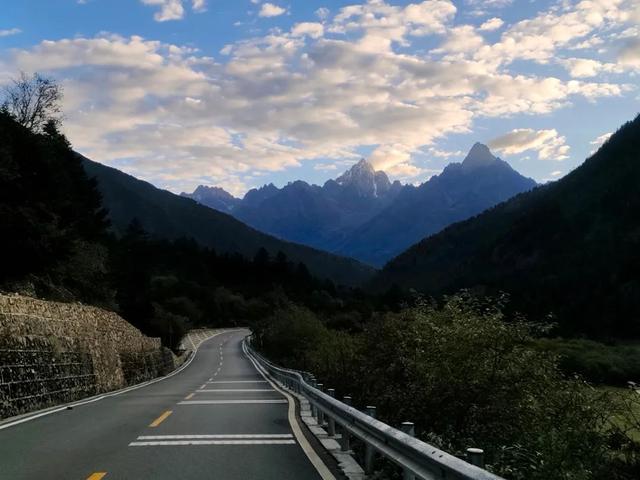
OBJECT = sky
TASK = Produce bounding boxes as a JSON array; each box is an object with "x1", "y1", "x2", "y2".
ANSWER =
[{"x1": 0, "y1": 0, "x2": 638, "y2": 196}]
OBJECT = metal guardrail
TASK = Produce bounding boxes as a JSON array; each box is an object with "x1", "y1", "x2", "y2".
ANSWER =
[{"x1": 244, "y1": 337, "x2": 505, "y2": 480}]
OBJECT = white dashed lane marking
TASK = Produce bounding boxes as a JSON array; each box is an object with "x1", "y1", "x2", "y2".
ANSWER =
[
  {"x1": 207, "y1": 380, "x2": 267, "y2": 384},
  {"x1": 196, "y1": 389, "x2": 274, "y2": 392},
  {"x1": 130, "y1": 433, "x2": 295, "y2": 447}
]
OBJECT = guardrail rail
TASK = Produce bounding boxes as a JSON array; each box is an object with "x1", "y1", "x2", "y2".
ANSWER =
[{"x1": 244, "y1": 337, "x2": 505, "y2": 480}]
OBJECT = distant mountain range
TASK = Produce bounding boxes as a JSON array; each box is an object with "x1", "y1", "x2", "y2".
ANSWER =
[
  {"x1": 182, "y1": 143, "x2": 536, "y2": 266},
  {"x1": 81, "y1": 157, "x2": 375, "y2": 286},
  {"x1": 376, "y1": 115, "x2": 640, "y2": 338}
]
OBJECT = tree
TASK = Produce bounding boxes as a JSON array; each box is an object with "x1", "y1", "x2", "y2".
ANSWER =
[{"x1": 2, "y1": 72, "x2": 63, "y2": 132}]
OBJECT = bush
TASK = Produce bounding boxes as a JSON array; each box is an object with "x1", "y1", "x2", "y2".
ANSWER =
[
  {"x1": 255, "y1": 293, "x2": 630, "y2": 480},
  {"x1": 536, "y1": 338, "x2": 640, "y2": 386}
]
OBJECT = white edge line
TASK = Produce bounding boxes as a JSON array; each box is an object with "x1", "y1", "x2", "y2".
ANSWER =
[
  {"x1": 137, "y1": 434, "x2": 294, "y2": 439},
  {"x1": 0, "y1": 329, "x2": 242, "y2": 431},
  {"x1": 178, "y1": 400, "x2": 287, "y2": 404},
  {"x1": 196, "y1": 389, "x2": 275, "y2": 392},
  {"x1": 206, "y1": 381, "x2": 268, "y2": 384},
  {"x1": 243, "y1": 340, "x2": 336, "y2": 480}
]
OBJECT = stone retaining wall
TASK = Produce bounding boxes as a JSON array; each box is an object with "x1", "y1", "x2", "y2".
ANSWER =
[{"x1": 0, "y1": 294, "x2": 176, "y2": 419}]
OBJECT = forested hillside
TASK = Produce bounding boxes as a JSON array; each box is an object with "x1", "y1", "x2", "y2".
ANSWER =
[
  {"x1": 82, "y1": 157, "x2": 375, "y2": 287},
  {"x1": 378, "y1": 115, "x2": 640, "y2": 338}
]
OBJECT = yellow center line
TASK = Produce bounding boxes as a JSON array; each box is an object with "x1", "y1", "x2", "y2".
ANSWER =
[
  {"x1": 149, "y1": 410, "x2": 172, "y2": 427},
  {"x1": 87, "y1": 473, "x2": 107, "y2": 480},
  {"x1": 185, "y1": 393, "x2": 195, "y2": 400}
]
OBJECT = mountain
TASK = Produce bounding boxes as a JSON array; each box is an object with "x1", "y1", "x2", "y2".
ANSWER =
[
  {"x1": 183, "y1": 147, "x2": 535, "y2": 266},
  {"x1": 81, "y1": 157, "x2": 375, "y2": 286},
  {"x1": 180, "y1": 185, "x2": 240, "y2": 213},
  {"x1": 334, "y1": 158, "x2": 394, "y2": 197},
  {"x1": 333, "y1": 143, "x2": 537, "y2": 266},
  {"x1": 226, "y1": 159, "x2": 403, "y2": 253},
  {"x1": 376, "y1": 115, "x2": 640, "y2": 338}
]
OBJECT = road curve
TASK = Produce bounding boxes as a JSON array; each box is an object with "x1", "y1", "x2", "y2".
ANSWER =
[{"x1": 0, "y1": 330, "x2": 333, "y2": 479}]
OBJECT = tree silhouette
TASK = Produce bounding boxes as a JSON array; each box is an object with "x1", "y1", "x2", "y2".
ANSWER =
[{"x1": 2, "y1": 72, "x2": 63, "y2": 132}]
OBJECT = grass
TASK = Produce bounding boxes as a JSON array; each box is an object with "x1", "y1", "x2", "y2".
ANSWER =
[{"x1": 600, "y1": 386, "x2": 640, "y2": 442}]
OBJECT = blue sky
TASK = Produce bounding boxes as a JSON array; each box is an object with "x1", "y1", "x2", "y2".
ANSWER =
[{"x1": 1, "y1": 0, "x2": 638, "y2": 195}]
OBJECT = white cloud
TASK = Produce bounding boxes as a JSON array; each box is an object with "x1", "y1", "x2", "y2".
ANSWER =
[
  {"x1": 192, "y1": 0, "x2": 206, "y2": 13},
  {"x1": 141, "y1": 0, "x2": 185, "y2": 21},
  {"x1": 489, "y1": 128, "x2": 570, "y2": 160},
  {"x1": 0, "y1": 28, "x2": 21, "y2": 37},
  {"x1": 140, "y1": 0, "x2": 206, "y2": 21},
  {"x1": 330, "y1": 0, "x2": 457, "y2": 52},
  {"x1": 473, "y1": 0, "x2": 637, "y2": 67},
  {"x1": 437, "y1": 25, "x2": 484, "y2": 53},
  {"x1": 291, "y1": 22, "x2": 324, "y2": 39},
  {"x1": 259, "y1": 3, "x2": 286, "y2": 18},
  {"x1": 370, "y1": 144, "x2": 425, "y2": 180},
  {"x1": 479, "y1": 17, "x2": 504, "y2": 31},
  {"x1": 550, "y1": 170, "x2": 562, "y2": 176}
]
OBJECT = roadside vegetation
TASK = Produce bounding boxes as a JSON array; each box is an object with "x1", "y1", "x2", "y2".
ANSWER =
[{"x1": 251, "y1": 295, "x2": 640, "y2": 479}]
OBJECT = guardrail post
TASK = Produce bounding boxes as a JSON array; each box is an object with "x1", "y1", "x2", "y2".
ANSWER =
[
  {"x1": 341, "y1": 396, "x2": 352, "y2": 452},
  {"x1": 309, "y1": 376, "x2": 318, "y2": 419},
  {"x1": 401, "y1": 422, "x2": 416, "y2": 480},
  {"x1": 317, "y1": 383, "x2": 325, "y2": 425},
  {"x1": 327, "y1": 389, "x2": 336, "y2": 436},
  {"x1": 364, "y1": 406, "x2": 377, "y2": 474},
  {"x1": 466, "y1": 448, "x2": 485, "y2": 468}
]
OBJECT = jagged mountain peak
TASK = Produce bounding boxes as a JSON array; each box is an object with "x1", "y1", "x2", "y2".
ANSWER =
[
  {"x1": 190, "y1": 185, "x2": 237, "y2": 200},
  {"x1": 462, "y1": 142, "x2": 500, "y2": 170},
  {"x1": 180, "y1": 185, "x2": 240, "y2": 213},
  {"x1": 335, "y1": 158, "x2": 391, "y2": 198},
  {"x1": 336, "y1": 158, "x2": 375, "y2": 181}
]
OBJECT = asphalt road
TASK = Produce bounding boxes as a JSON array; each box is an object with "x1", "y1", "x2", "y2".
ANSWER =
[{"x1": 0, "y1": 330, "x2": 332, "y2": 480}]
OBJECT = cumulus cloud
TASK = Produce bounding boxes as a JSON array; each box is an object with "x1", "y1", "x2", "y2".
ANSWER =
[
  {"x1": 479, "y1": 17, "x2": 504, "y2": 31},
  {"x1": 489, "y1": 128, "x2": 570, "y2": 160},
  {"x1": 0, "y1": 28, "x2": 22, "y2": 37},
  {"x1": 437, "y1": 25, "x2": 484, "y2": 53},
  {"x1": 472, "y1": 0, "x2": 637, "y2": 67},
  {"x1": 259, "y1": 3, "x2": 287, "y2": 18},
  {"x1": 329, "y1": 0, "x2": 457, "y2": 52},
  {"x1": 2, "y1": 0, "x2": 635, "y2": 193},
  {"x1": 141, "y1": 0, "x2": 184, "y2": 21},
  {"x1": 370, "y1": 143, "x2": 428, "y2": 180},
  {"x1": 140, "y1": 0, "x2": 206, "y2": 21},
  {"x1": 291, "y1": 22, "x2": 324, "y2": 39}
]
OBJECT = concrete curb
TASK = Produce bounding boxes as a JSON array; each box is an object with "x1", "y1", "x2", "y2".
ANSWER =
[{"x1": 282, "y1": 384, "x2": 365, "y2": 479}]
